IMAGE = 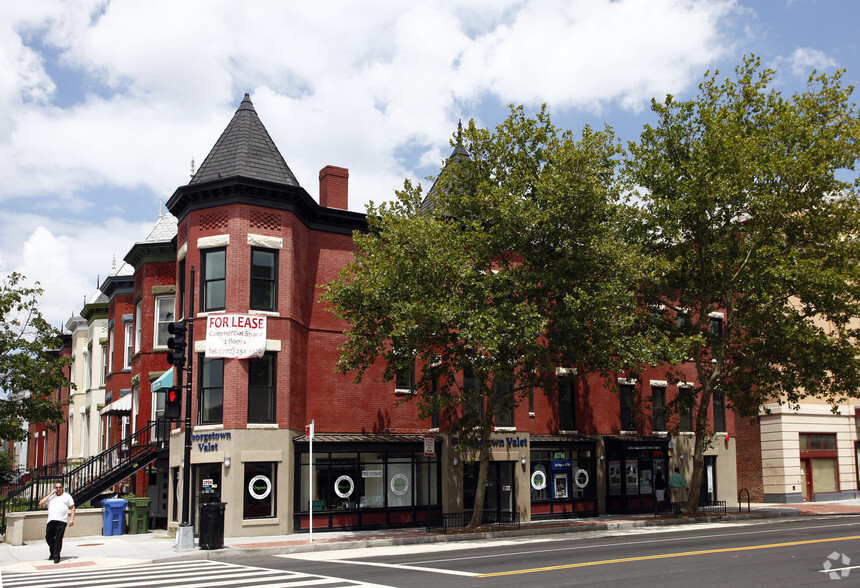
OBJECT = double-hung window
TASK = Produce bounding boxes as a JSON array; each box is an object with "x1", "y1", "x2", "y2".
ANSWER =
[
  {"x1": 107, "y1": 326, "x2": 114, "y2": 377},
  {"x1": 712, "y1": 391, "x2": 726, "y2": 432},
  {"x1": 620, "y1": 384, "x2": 635, "y2": 431},
  {"x1": 124, "y1": 323, "x2": 134, "y2": 369},
  {"x1": 559, "y1": 377, "x2": 576, "y2": 431},
  {"x1": 678, "y1": 386, "x2": 694, "y2": 431},
  {"x1": 651, "y1": 386, "x2": 666, "y2": 432},
  {"x1": 248, "y1": 354, "x2": 275, "y2": 423},
  {"x1": 134, "y1": 303, "x2": 142, "y2": 352},
  {"x1": 250, "y1": 248, "x2": 277, "y2": 311},
  {"x1": 494, "y1": 380, "x2": 514, "y2": 428},
  {"x1": 199, "y1": 357, "x2": 224, "y2": 424},
  {"x1": 202, "y1": 248, "x2": 226, "y2": 312},
  {"x1": 155, "y1": 297, "x2": 175, "y2": 348},
  {"x1": 463, "y1": 369, "x2": 483, "y2": 422}
]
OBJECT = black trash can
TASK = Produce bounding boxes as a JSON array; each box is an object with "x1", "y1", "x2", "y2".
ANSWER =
[{"x1": 198, "y1": 502, "x2": 226, "y2": 550}]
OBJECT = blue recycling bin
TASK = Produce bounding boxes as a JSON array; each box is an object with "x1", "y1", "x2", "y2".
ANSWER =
[{"x1": 102, "y1": 498, "x2": 128, "y2": 536}]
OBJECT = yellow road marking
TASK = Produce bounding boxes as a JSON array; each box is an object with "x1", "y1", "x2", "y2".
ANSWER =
[{"x1": 476, "y1": 534, "x2": 860, "y2": 578}]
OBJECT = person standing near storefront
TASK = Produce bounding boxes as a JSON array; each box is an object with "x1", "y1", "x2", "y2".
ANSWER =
[
  {"x1": 39, "y1": 482, "x2": 75, "y2": 563},
  {"x1": 668, "y1": 467, "x2": 688, "y2": 503}
]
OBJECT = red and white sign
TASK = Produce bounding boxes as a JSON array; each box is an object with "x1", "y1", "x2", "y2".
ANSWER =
[
  {"x1": 205, "y1": 313, "x2": 267, "y2": 358},
  {"x1": 424, "y1": 434, "x2": 435, "y2": 456}
]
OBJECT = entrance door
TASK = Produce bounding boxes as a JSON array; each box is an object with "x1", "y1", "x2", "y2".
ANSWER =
[
  {"x1": 800, "y1": 459, "x2": 813, "y2": 501},
  {"x1": 698, "y1": 456, "x2": 717, "y2": 503},
  {"x1": 192, "y1": 463, "x2": 222, "y2": 531},
  {"x1": 464, "y1": 462, "x2": 515, "y2": 521}
]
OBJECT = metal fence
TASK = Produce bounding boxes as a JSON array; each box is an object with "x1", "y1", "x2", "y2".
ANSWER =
[
  {"x1": 655, "y1": 500, "x2": 727, "y2": 516},
  {"x1": 427, "y1": 510, "x2": 521, "y2": 532}
]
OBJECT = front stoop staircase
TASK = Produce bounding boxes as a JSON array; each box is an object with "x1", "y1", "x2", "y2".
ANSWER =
[{"x1": 0, "y1": 419, "x2": 167, "y2": 532}]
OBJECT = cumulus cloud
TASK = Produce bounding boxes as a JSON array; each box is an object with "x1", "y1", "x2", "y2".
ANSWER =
[
  {"x1": 0, "y1": 0, "x2": 744, "y2": 327},
  {"x1": 778, "y1": 47, "x2": 839, "y2": 78},
  {"x1": 0, "y1": 213, "x2": 153, "y2": 328}
]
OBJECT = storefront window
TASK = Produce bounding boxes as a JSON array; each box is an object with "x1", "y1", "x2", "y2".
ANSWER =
[
  {"x1": 388, "y1": 457, "x2": 412, "y2": 507},
  {"x1": 530, "y1": 448, "x2": 594, "y2": 501},
  {"x1": 415, "y1": 455, "x2": 438, "y2": 506},
  {"x1": 811, "y1": 458, "x2": 838, "y2": 493},
  {"x1": 360, "y1": 454, "x2": 384, "y2": 508},
  {"x1": 298, "y1": 449, "x2": 438, "y2": 512},
  {"x1": 244, "y1": 462, "x2": 276, "y2": 519}
]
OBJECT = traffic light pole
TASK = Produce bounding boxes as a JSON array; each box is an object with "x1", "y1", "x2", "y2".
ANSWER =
[{"x1": 176, "y1": 266, "x2": 196, "y2": 550}]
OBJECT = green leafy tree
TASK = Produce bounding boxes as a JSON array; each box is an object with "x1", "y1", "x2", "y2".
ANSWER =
[
  {"x1": 0, "y1": 449, "x2": 21, "y2": 486},
  {"x1": 323, "y1": 106, "x2": 651, "y2": 527},
  {"x1": 0, "y1": 272, "x2": 69, "y2": 442},
  {"x1": 626, "y1": 56, "x2": 860, "y2": 511}
]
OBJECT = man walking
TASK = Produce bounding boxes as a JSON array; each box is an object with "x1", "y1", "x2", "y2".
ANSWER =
[
  {"x1": 668, "y1": 467, "x2": 689, "y2": 504},
  {"x1": 39, "y1": 482, "x2": 75, "y2": 563}
]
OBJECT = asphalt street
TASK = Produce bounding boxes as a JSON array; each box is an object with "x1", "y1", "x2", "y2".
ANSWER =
[
  {"x1": 4, "y1": 515, "x2": 859, "y2": 587},
  {"x1": 255, "y1": 516, "x2": 860, "y2": 587}
]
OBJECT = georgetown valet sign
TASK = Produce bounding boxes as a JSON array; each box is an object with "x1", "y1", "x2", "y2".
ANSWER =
[{"x1": 206, "y1": 314, "x2": 267, "y2": 358}]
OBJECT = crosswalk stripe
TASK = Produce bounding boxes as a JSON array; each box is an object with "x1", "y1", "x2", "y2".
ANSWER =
[{"x1": 0, "y1": 560, "x2": 395, "y2": 588}]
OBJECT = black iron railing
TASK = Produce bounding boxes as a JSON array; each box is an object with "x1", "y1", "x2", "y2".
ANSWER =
[
  {"x1": 0, "y1": 420, "x2": 166, "y2": 532},
  {"x1": 427, "y1": 510, "x2": 521, "y2": 532},
  {"x1": 655, "y1": 500, "x2": 727, "y2": 516}
]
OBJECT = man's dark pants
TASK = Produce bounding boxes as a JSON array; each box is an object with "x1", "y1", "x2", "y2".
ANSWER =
[{"x1": 46, "y1": 520, "x2": 68, "y2": 559}]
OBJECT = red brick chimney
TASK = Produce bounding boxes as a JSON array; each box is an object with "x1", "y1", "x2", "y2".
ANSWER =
[{"x1": 319, "y1": 165, "x2": 349, "y2": 210}]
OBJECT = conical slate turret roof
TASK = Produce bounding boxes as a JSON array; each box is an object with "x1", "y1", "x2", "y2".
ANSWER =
[
  {"x1": 190, "y1": 93, "x2": 300, "y2": 187},
  {"x1": 421, "y1": 143, "x2": 470, "y2": 212}
]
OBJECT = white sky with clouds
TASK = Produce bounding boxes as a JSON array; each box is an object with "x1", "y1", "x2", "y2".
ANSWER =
[{"x1": 1, "y1": 0, "x2": 858, "y2": 329}]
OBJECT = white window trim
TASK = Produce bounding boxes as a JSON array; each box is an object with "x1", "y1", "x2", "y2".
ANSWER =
[
  {"x1": 134, "y1": 303, "x2": 142, "y2": 353},
  {"x1": 154, "y1": 296, "x2": 175, "y2": 349},
  {"x1": 123, "y1": 323, "x2": 133, "y2": 369},
  {"x1": 198, "y1": 234, "x2": 230, "y2": 249},
  {"x1": 247, "y1": 234, "x2": 284, "y2": 249}
]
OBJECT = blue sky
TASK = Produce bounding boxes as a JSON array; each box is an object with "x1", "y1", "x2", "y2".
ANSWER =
[{"x1": 1, "y1": 0, "x2": 858, "y2": 329}]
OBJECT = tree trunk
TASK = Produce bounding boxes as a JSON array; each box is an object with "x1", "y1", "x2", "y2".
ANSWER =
[
  {"x1": 468, "y1": 420, "x2": 492, "y2": 528},
  {"x1": 684, "y1": 382, "x2": 714, "y2": 514}
]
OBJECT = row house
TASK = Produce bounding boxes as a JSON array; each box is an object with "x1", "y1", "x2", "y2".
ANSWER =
[{"x1": 41, "y1": 94, "x2": 738, "y2": 536}]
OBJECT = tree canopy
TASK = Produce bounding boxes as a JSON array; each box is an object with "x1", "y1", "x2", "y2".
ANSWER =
[
  {"x1": 626, "y1": 55, "x2": 860, "y2": 509},
  {"x1": 0, "y1": 272, "x2": 69, "y2": 442},
  {"x1": 322, "y1": 106, "x2": 651, "y2": 525}
]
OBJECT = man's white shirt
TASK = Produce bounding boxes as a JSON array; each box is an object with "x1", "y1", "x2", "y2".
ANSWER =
[{"x1": 47, "y1": 493, "x2": 75, "y2": 523}]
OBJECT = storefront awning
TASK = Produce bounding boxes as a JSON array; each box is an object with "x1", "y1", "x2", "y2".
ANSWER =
[
  {"x1": 99, "y1": 394, "x2": 131, "y2": 416},
  {"x1": 150, "y1": 367, "x2": 174, "y2": 393},
  {"x1": 293, "y1": 433, "x2": 436, "y2": 444}
]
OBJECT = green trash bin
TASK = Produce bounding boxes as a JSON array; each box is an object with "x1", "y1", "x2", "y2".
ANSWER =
[{"x1": 127, "y1": 497, "x2": 152, "y2": 534}]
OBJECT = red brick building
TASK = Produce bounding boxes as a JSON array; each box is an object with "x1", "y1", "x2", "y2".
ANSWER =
[
  {"x1": 29, "y1": 94, "x2": 735, "y2": 537},
  {"x1": 157, "y1": 95, "x2": 737, "y2": 536}
]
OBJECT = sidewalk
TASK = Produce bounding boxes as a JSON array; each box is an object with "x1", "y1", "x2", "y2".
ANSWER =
[{"x1": 2, "y1": 500, "x2": 858, "y2": 575}]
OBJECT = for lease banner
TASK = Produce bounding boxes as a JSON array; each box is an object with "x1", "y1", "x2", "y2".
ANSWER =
[{"x1": 205, "y1": 314, "x2": 266, "y2": 358}]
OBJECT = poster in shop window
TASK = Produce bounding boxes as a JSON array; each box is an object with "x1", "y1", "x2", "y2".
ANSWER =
[
  {"x1": 625, "y1": 460, "x2": 639, "y2": 495},
  {"x1": 608, "y1": 460, "x2": 622, "y2": 496}
]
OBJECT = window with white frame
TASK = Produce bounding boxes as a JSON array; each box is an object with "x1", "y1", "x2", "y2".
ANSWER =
[
  {"x1": 107, "y1": 325, "x2": 114, "y2": 377},
  {"x1": 124, "y1": 323, "x2": 133, "y2": 369},
  {"x1": 155, "y1": 297, "x2": 175, "y2": 348},
  {"x1": 100, "y1": 343, "x2": 107, "y2": 386},
  {"x1": 135, "y1": 302, "x2": 142, "y2": 353},
  {"x1": 202, "y1": 248, "x2": 226, "y2": 312}
]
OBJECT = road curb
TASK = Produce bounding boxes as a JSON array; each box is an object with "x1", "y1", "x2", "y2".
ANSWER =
[{"x1": 151, "y1": 509, "x2": 806, "y2": 564}]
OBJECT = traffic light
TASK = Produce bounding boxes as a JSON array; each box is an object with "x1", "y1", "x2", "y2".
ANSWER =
[
  {"x1": 165, "y1": 386, "x2": 182, "y2": 420},
  {"x1": 166, "y1": 321, "x2": 187, "y2": 367}
]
